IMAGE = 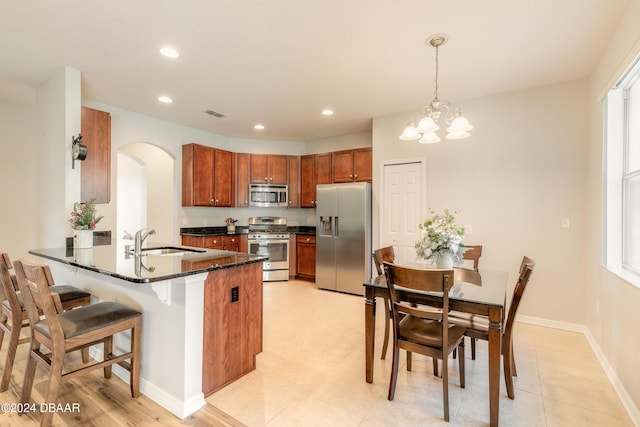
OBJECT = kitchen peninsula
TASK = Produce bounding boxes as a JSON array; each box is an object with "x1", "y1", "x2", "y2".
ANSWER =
[{"x1": 28, "y1": 244, "x2": 267, "y2": 419}]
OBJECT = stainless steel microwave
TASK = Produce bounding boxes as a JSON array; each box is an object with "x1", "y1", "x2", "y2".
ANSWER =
[{"x1": 249, "y1": 184, "x2": 288, "y2": 207}]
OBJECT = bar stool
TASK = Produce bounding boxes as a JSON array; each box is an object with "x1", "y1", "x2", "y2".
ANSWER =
[
  {"x1": 0, "y1": 253, "x2": 92, "y2": 392},
  {"x1": 14, "y1": 258, "x2": 142, "y2": 427}
]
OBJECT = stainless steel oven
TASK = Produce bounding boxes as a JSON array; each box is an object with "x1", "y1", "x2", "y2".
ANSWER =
[{"x1": 248, "y1": 217, "x2": 290, "y2": 281}]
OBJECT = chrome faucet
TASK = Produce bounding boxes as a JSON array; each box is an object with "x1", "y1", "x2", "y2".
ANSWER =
[{"x1": 134, "y1": 228, "x2": 156, "y2": 255}]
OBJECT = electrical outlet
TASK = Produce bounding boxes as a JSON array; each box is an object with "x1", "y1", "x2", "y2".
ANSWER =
[
  {"x1": 231, "y1": 286, "x2": 239, "y2": 303},
  {"x1": 465, "y1": 224, "x2": 473, "y2": 235}
]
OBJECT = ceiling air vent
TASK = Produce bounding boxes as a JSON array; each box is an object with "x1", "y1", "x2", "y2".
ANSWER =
[{"x1": 204, "y1": 110, "x2": 225, "y2": 118}]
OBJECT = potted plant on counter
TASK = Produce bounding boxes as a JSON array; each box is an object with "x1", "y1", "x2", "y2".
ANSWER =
[
  {"x1": 69, "y1": 198, "x2": 103, "y2": 249},
  {"x1": 225, "y1": 217, "x2": 238, "y2": 233},
  {"x1": 415, "y1": 208, "x2": 465, "y2": 269}
]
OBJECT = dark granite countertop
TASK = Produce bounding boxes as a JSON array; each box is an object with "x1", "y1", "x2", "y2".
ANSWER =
[
  {"x1": 29, "y1": 244, "x2": 267, "y2": 284},
  {"x1": 180, "y1": 226, "x2": 316, "y2": 236}
]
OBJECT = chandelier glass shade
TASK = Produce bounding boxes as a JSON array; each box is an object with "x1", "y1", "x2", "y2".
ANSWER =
[{"x1": 399, "y1": 34, "x2": 473, "y2": 144}]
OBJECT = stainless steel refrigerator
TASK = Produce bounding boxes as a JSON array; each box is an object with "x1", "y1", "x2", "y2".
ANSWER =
[{"x1": 316, "y1": 182, "x2": 372, "y2": 295}]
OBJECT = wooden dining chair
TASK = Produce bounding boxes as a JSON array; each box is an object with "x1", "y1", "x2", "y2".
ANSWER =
[
  {"x1": 372, "y1": 246, "x2": 395, "y2": 360},
  {"x1": 458, "y1": 245, "x2": 483, "y2": 359},
  {"x1": 14, "y1": 259, "x2": 142, "y2": 427},
  {"x1": 449, "y1": 256, "x2": 535, "y2": 400},
  {"x1": 462, "y1": 245, "x2": 482, "y2": 271},
  {"x1": 0, "y1": 253, "x2": 92, "y2": 392},
  {"x1": 384, "y1": 262, "x2": 466, "y2": 422}
]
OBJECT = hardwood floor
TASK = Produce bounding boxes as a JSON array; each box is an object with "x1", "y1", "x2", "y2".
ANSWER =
[{"x1": 0, "y1": 342, "x2": 244, "y2": 426}]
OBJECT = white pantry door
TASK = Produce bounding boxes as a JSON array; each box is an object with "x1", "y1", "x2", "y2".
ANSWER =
[{"x1": 381, "y1": 161, "x2": 426, "y2": 265}]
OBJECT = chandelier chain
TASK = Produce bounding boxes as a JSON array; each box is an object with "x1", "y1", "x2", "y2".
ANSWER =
[{"x1": 433, "y1": 44, "x2": 439, "y2": 103}]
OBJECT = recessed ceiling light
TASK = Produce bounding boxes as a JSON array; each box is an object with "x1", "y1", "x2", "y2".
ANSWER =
[
  {"x1": 158, "y1": 96, "x2": 173, "y2": 103},
  {"x1": 160, "y1": 47, "x2": 179, "y2": 58},
  {"x1": 322, "y1": 109, "x2": 334, "y2": 116},
  {"x1": 254, "y1": 124, "x2": 265, "y2": 130}
]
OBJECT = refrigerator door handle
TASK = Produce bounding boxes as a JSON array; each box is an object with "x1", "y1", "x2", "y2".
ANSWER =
[{"x1": 334, "y1": 216, "x2": 339, "y2": 237}]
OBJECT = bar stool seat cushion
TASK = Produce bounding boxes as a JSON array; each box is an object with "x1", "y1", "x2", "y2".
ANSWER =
[
  {"x1": 34, "y1": 301, "x2": 141, "y2": 339},
  {"x1": 2, "y1": 285, "x2": 91, "y2": 311}
]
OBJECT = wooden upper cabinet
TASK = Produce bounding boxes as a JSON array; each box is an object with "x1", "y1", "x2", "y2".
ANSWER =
[
  {"x1": 249, "y1": 154, "x2": 288, "y2": 184},
  {"x1": 315, "y1": 153, "x2": 332, "y2": 185},
  {"x1": 213, "y1": 149, "x2": 234, "y2": 207},
  {"x1": 287, "y1": 156, "x2": 300, "y2": 208},
  {"x1": 80, "y1": 107, "x2": 111, "y2": 203},
  {"x1": 300, "y1": 153, "x2": 331, "y2": 208},
  {"x1": 332, "y1": 148, "x2": 372, "y2": 182},
  {"x1": 235, "y1": 153, "x2": 250, "y2": 207},
  {"x1": 300, "y1": 155, "x2": 316, "y2": 208},
  {"x1": 353, "y1": 148, "x2": 372, "y2": 182},
  {"x1": 182, "y1": 143, "x2": 235, "y2": 207}
]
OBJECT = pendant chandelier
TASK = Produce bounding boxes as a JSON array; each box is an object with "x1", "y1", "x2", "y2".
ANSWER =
[{"x1": 399, "y1": 34, "x2": 473, "y2": 143}]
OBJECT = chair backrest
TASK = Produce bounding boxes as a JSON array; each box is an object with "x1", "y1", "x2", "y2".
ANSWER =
[
  {"x1": 0, "y1": 253, "x2": 20, "y2": 314},
  {"x1": 503, "y1": 256, "x2": 535, "y2": 337},
  {"x1": 462, "y1": 245, "x2": 483, "y2": 271},
  {"x1": 383, "y1": 262, "x2": 454, "y2": 322},
  {"x1": 13, "y1": 259, "x2": 65, "y2": 343},
  {"x1": 373, "y1": 246, "x2": 395, "y2": 276}
]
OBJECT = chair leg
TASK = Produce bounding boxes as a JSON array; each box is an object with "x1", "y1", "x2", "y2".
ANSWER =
[
  {"x1": 104, "y1": 335, "x2": 113, "y2": 379},
  {"x1": 20, "y1": 345, "x2": 38, "y2": 409},
  {"x1": 381, "y1": 298, "x2": 390, "y2": 360},
  {"x1": 0, "y1": 320, "x2": 21, "y2": 391},
  {"x1": 41, "y1": 351, "x2": 64, "y2": 427},
  {"x1": 406, "y1": 351, "x2": 412, "y2": 371},
  {"x1": 503, "y1": 337, "x2": 515, "y2": 400},
  {"x1": 130, "y1": 318, "x2": 142, "y2": 398},
  {"x1": 432, "y1": 358, "x2": 439, "y2": 377},
  {"x1": 0, "y1": 314, "x2": 6, "y2": 349},
  {"x1": 458, "y1": 340, "x2": 465, "y2": 389},
  {"x1": 388, "y1": 344, "x2": 400, "y2": 400},
  {"x1": 510, "y1": 343, "x2": 517, "y2": 377},
  {"x1": 80, "y1": 347, "x2": 89, "y2": 364},
  {"x1": 453, "y1": 347, "x2": 457, "y2": 359},
  {"x1": 442, "y1": 353, "x2": 449, "y2": 422},
  {"x1": 471, "y1": 338, "x2": 476, "y2": 360}
]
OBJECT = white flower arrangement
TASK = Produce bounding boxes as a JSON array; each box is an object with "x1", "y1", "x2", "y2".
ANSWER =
[{"x1": 415, "y1": 208, "x2": 466, "y2": 263}]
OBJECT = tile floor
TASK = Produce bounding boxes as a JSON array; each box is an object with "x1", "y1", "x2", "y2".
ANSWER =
[{"x1": 207, "y1": 280, "x2": 634, "y2": 427}]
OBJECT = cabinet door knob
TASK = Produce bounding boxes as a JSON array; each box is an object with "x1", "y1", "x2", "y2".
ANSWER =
[
  {"x1": 354, "y1": 174, "x2": 358, "y2": 179},
  {"x1": 265, "y1": 177, "x2": 268, "y2": 181},
  {"x1": 306, "y1": 238, "x2": 310, "y2": 242},
  {"x1": 349, "y1": 174, "x2": 353, "y2": 178},
  {"x1": 270, "y1": 177, "x2": 273, "y2": 181}
]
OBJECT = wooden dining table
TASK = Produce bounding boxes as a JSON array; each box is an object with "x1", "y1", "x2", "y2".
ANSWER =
[{"x1": 364, "y1": 266, "x2": 509, "y2": 427}]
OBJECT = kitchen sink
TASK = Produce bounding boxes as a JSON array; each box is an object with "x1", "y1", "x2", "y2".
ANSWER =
[{"x1": 140, "y1": 246, "x2": 206, "y2": 256}]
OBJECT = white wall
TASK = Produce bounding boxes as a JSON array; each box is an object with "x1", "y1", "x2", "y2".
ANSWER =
[
  {"x1": 586, "y1": 0, "x2": 640, "y2": 418},
  {"x1": 306, "y1": 130, "x2": 372, "y2": 154},
  {"x1": 0, "y1": 100, "x2": 38, "y2": 257},
  {"x1": 373, "y1": 79, "x2": 589, "y2": 324}
]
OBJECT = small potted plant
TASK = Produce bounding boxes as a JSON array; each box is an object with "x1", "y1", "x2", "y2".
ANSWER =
[
  {"x1": 69, "y1": 198, "x2": 104, "y2": 248},
  {"x1": 415, "y1": 208, "x2": 465, "y2": 269},
  {"x1": 225, "y1": 217, "x2": 238, "y2": 233}
]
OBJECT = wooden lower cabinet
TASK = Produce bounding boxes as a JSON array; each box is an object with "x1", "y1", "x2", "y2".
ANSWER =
[
  {"x1": 296, "y1": 234, "x2": 316, "y2": 281},
  {"x1": 182, "y1": 234, "x2": 247, "y2": 252},
  {"x1": 202, "y1": 262, "x2": 263, "y2": 395}
]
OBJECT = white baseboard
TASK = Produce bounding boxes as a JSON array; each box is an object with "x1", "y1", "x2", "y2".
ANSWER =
[
  {"x1": 89, "y1": 348, "x2": 206, "y2": 419},
  {"x1": 517, "y1": 315, "x2": 640, "y2": 426}
]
